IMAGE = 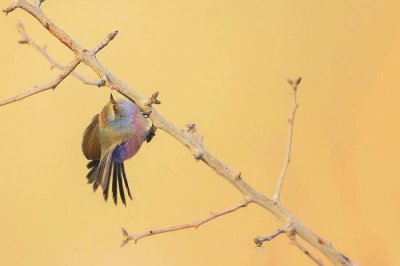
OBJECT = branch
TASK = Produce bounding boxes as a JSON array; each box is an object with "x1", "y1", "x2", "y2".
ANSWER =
[
  {"x1": 121, "y1": 200, "x2": 251, "y2": 247},
  {"x1": 254, "y1": 222, "x2": 293, "y2": 247},
  {"x1": 3, "y1": 1, "x2": 354, "y2": 265},
  {"x1": 0, "y1": 57, "x2": 80, "y2": 106},
  {"x1": 288, "y1": 230, "x2": 324, "y2": 266},
  {"x1": 17, "y1": 22, "x2": 104, "y2": 86},
  {"x1": 272, "y1": 77, "x2": 301, "y2": 202}
]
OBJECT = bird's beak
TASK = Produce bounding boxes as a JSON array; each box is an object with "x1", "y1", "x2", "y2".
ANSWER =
[{"x1": 110, "y1": 93, "x2": 116, "y2": 104}]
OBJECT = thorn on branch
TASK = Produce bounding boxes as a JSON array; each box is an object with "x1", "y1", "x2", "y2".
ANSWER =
[
  {"x1": 145, "y1": 91, "x2": 161, "y2": 106},
  {"x1": 3, "y1": 3, "x2": 18, "y2": 15},
  {"x1": 96, "y1": 79, "x2": 106, "y2": 87},
  {"x1": 185, "y1": 123, "x2": 204, "y2": 143},
  {"x1": 193, "y1": 150, "x2": 204, "y2": 161},
  {"x1": 92, "y1": 30, "x2": 119, "y2": 54},
  {"x1": 287, "y1": 77, "x2": 302, "y2": 90},
  {"x1": 108, "y1": 30, "x2": 118, "y2": 41},
  {"x1": 18, "y1": 39, "x2": 28, "y2": 44},
  {"x1": 235, "y1": 172, "x2": 242, "y2": 181},
  {"x1": 121, "y1": 228, "x2": 131, "y2": 247}
]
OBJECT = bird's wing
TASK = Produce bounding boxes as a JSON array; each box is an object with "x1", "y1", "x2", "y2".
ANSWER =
[
  {"x1": 82, "y1": 114, "x2": 101, "y2": 160},
  {"x1": 95, "y1": 145, "x2": 115, "y2": 191}
]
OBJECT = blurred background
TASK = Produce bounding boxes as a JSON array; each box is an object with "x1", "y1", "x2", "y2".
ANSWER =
[{"x1": 0, "y1": 0, "x2": 399, "y2": 265}]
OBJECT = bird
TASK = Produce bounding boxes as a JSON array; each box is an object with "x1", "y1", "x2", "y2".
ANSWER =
[{"x1": 82, "y1": 94, "x2": 155, "y2": 205}]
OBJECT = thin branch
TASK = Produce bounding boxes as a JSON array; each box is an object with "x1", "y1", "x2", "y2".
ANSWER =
[
  {"x1": 254, "y1": 222, "x2": 293, "y2": 247},
  {"x1": 0, "y1": 57, "x2": 81, "y2": 106},
  {"x1": 272, "y1": 77, "x2": 301, "y2": 202},
  {"x1": 288, "y1": 230, "x2": 324, "y2": 266},
  {"x1": 17, "y1": 22, "x2": 104, "y2": 86},
  {"x1": 2, "y1": 1, "x2": 354, "y2": 265},
  {"x1": 92, "y1": 30, "x2": 118, "y2": 54},
  {"x1": 121, "y1": 200, "x2": 252, "y2": 247},
  {"x1": 145, "y1": 91, "x2": 161, "y2": 106}
]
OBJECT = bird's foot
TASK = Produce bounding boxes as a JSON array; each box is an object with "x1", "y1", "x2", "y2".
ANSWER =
[
  {"x1": 142, "y1": 110, "x2": 152, "y2": 118},
  {"x1": 146, "y1": 125, "x2": 156, "y2": 143}
]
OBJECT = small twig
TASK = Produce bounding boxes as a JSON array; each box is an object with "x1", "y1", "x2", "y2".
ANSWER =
[
  {"x1": 272, "y1": 77, "x2": 301, "y2": 202},
  {"x1": 121, "y1": 199, "x2": 252, "y2": 247},
  {"x1": 288, "y1": 230, "x2": 324, "y2": 266},
  {"x1": 17, "y1": 22, "x2": 103, "y2": 86},
  {"x1": 145, "y1": 91, "x2": 161, "y2": 106},
  {"x1": 254, "y1": 222, "x2": 293, "y2": 247},
  {"x1": 0, "y1": 57, "x2": 81, "y2": 106},
  {"x1": 92, "y1": 30, "x2": 118, "y2": 54},
  {"x1": 2, "y1": 1, "x2": 18, "y2": 15}
]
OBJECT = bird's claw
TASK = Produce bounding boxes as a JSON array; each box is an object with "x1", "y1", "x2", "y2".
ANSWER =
[
  {"x1": 142, "y1": 110, "x2": 152, "y2": 118},
  {"x1": 146, "y1": 125, "x2": 156, "y2": 143}
]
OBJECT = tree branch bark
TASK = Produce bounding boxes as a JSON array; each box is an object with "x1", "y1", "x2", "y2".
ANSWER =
[
  {"x1": 2, "y1": 1, "x2": 354, "y2": 265},
  {"x1": 288, "y1": 230, "x2": 325, "y2": 266}
]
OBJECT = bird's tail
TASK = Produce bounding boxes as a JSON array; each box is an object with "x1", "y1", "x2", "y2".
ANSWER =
[{"x1": 86, "y1": 160, "x2": 132, "y2": 205}]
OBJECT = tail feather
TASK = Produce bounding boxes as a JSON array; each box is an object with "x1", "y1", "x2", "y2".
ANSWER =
[
  {"x1": 120, "y1": 163, "x2": 132, "y2": 199},
  {"x1": 112, "y1": 163, "x2": 118, "y2": 205},
  {"x1": 117, "y1": 163, "x2": 127, "y2": 205},
  {"x1": 103, "y1": 163, "x2": 113, "y2": 201},
  {"x1": 86, "y1": 160, "x2": 99, "y2": 187},
  {"x1": 85, "y1": 160, "x2": 132, "y2": 205}
]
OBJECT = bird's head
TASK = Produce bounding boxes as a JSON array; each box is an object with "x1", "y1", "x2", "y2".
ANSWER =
[{"x1": 100, "y1": 94, "x2": 131, "y2": 122}]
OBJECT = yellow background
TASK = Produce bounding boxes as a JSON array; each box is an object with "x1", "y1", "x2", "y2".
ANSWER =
[{"x1": 0, "y1": 0, "x2": 399, "y2": 265}]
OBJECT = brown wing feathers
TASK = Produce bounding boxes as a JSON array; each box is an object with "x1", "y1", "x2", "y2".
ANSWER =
[{"x1": 82, "y1": 114, "x2": 101, "y2": 161}]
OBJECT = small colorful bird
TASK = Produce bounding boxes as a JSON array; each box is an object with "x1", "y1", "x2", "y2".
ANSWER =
[{"x1": 82, "y1": 94, "x2": 155, "y2": 205}]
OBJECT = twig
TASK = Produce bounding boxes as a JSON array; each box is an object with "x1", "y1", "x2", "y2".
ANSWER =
[
  {"x1": 2, "y1": 1, "x2": 354, "y2": 265},
  {"x1": 121, "y1": 200, "x2": 252, "y2": 247},
  {"x1": 17, "y1": 22, "x2": 105, "y2": 86},
  {"x1": 2, "y1": 1, "x2": 17, "y2": 15},
  {"x1": 254, "y1": 222, "x2": 293, "y2": 247},
  {"x1": 272, "y1": 77, "x2": 301, "y2": 202},
  {"x1": 145, "y1": 91, "x2": 161, "y2": 106},
  {"x1": 288, "y1": 230, "x2": 324, "y2": 266},
  {"x1": 92, "y1": 30, "x2": 118, "y2": 54},
  {"x1": 0, "y1": 58, "x2": 81, "y2": 106}
]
